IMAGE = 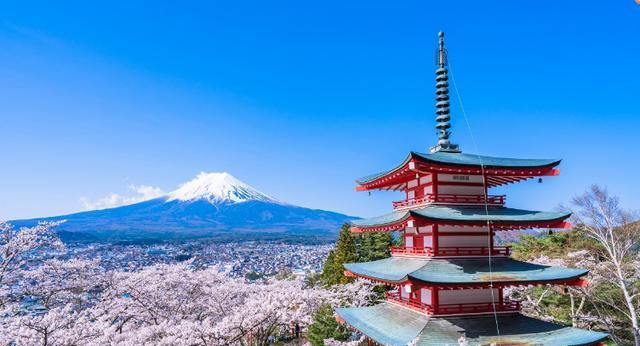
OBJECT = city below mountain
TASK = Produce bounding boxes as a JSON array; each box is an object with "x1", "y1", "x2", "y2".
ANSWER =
[{"x1": 11, "y1": 172, "x2": 356, "y2": 243}]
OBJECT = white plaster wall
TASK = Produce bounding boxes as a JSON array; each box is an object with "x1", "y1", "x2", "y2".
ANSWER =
[
  {"x1": 439, "y1": 225, "x2": 489, "y2": 233},
  {"x1": 437, "y1": 185, "x2": 485, "y2": 195},
  {"x1": 417, "y1": 225, "x2": 433, "y2": 234},
  {"x1": 405, "y1": 236, "x2": 414, "y2": 247},
  {"x1": 438, "y1": 235, "x2": 489, "y2": 247},
  {"x1": 420, "y1": 175, "x2": 432, "y2": 184},
  {"x1": 438, "y1": 288, "x2": 498, "y2": 304},
  {"x1": 420, "y1": 288, "x2": 432, "y2": 304}
]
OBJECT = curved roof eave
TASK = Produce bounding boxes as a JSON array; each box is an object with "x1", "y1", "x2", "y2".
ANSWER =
[
  {"x1": 350, "y1": 210, "x2": 410, "y2": 228},
  {"x1": 355, "y1": 154, "x2": 413, "y2": 185},
  {"x1": 355, "y1": 151, "x2": 562, "y2": 188},
  {"x1": 411, "y1": 151, "x2": 562, "y2": 169},
  {"x1": 344, "y1": 257, "x2": 588, "y2": 286},
  {"x1": 351, "y1": 206, "x2": 571, "y2": 230},
  {"x1": 335, "y1": 304, "x2": 609, "y2": 346}
]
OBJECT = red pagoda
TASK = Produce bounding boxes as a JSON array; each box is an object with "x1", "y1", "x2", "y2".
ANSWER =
[{"x1": 335, "y1": 32, "x2": 608, "y2": 346}]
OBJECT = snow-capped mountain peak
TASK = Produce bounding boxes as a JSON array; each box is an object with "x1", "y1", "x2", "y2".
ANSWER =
[{"x1": 167, "y1": 172, "x2": 277, "y2": 204}]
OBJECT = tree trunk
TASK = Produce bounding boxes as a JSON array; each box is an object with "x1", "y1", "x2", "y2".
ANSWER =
[{"x1": 615, "y1": 261, "x2": 640, "y2": 346}]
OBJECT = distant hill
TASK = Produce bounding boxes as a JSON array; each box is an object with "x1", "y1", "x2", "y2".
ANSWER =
[{"x1": 11, "y1": 172, "x2": 356, "y2": 243}]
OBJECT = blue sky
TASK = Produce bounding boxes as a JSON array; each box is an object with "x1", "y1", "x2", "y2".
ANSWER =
[{"x1": 1, "y1": 1, "x2": 639, "y2": 220}]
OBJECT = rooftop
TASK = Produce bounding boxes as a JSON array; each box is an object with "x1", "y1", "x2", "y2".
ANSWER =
[
  {"x1": 351, "y1": 205, "x2": 571, "y2": 231},
  {"x1": 336, "y1": 303, "x2": 608, "y2": 346},
  {"x1": 343, "y1": 257, "x2": 587, "y2": 285},
  {"x1": 357, "y1": 151, "x2": 561, "y2": 186}
]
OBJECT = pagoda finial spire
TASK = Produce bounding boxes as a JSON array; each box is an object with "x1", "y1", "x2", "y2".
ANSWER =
[{"x1": 430, "y1": 31, "x2": 461, "y2": 154}]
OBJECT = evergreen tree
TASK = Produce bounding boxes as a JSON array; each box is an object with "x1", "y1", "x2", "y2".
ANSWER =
[
  {"x1": 370, "y1": 232, "x2": 392, "y2": 260},
  {"x1": 306, "y1": 304, "x2": 351, "y2": 346},
  {"x1": 320, "y1": 250, "x2": 339, "y2": 285},
  {"x1": 357, "y1": 232, "x2": 393, "y2": 262},
  {"x1": 333, "y1": 224, "x2": 358, "y2": 284},
  {"x1": 321, "y1": 224, "x2": 358, "y2": 285}
]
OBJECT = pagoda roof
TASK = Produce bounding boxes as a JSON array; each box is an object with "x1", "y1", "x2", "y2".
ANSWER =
[
  {"x1": 356, "y1": 152, "x2": 561, "y2": 190},
  {"x1": 336, "y1": 303, "x2": 608, "y2": 346},
  {"x1": 343, "y1": 257, "x2": 587, "y2": 286},
  {"x1": 413, "y1": 151, "x2": 561, "y2": 169},
  {"x1": 351, "y1": 205, "x2": 571, "y2": 232}
]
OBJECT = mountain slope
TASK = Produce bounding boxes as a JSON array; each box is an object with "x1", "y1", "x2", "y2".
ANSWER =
[{"x1": 11, "y1": 172, "x2": 355, "y2": 242}]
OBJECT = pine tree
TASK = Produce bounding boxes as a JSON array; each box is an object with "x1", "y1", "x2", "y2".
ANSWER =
[
  {"x1": 306, "y1": 304, "x2": 351, "y2": 346},
  {"x1": 370, "y1": 232, "x2": 392, "y2": 260},
  {"x1": 321, "y1": 224, "x2": 358, "y2": 285},
  {"x1": 333, "y1": 224, "x2": 358, "y2": 284},
  {"x1": 321, "y1": 250, "x2": 338, "y2": 285},
  {"x1": 357, "y1": 232, "x2": 393, "y2": 262}
]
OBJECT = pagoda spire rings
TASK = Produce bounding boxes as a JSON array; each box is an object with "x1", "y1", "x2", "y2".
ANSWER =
[{"x1": 430, "y1": 31, "x2": 460, "y2": 154}]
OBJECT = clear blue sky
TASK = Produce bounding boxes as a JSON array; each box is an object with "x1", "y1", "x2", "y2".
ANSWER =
[{"x1": 1, "y1": 1, "x2": 639, "y2": 220}]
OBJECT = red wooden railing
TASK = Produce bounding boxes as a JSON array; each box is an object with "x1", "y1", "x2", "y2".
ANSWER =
[
  {"x1": 389, "y1": 246, "x2": 434, "y2": 256},
  {"x1": 392, "y1": 193, "x2": 505, "y2": 210},
  {"x1": 385, "y1": 291, "x2": 520, "y2": 315},
  {"x1": 385, "y1": 291, "x2": 434, "y2": 313},
  {"x1": 390, "y1": 246, "x2": 511, "y2": 257},
  {"x1": 434, "y1": 300, "x2": 521, "y2": 315}
]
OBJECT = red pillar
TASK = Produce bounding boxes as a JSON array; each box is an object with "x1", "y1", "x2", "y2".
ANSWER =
[
  {"x1": 433, "y1": 224, "x2": 439, "y2": 255},
  {"x1": 431, "y1": 287, "x2": 439, "y2": 313}
]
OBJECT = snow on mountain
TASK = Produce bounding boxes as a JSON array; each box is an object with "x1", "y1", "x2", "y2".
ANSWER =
[
  {"x1": 166, "y1": 172, "x2": 278, "y2": 204},
  {"x1": 10, "y1": 171, "x2": 356, "y2": 242}
]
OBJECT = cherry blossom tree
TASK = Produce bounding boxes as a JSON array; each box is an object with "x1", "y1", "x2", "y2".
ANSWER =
[
  {"x1": 0, "y1": 222, "x2": 377, "y2": 346},
  {"x1": 90, "y1": 264, "x2": 375, "y2": 346},
  {"x1": 0, "y1": 221, "x2": 64, "y2": 308}
]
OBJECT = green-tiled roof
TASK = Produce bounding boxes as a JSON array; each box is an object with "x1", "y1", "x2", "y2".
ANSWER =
[
  {"x1": 336, "y1": 303, "x2": 608, "y2": 346},
  {"x1": 356, "y1": 152, "x2": 560, "y2": 184},
  {"x1": 351, "y1": 205, "x2": 570, "y2": 228},
  {"x1": 344, "y1": 257, "x2": 587, "y2": 285},
  {"x1": 413, "y1": 151, "x2": 561, "y2": 169},
  {"x1": 351, "y1": 210, "x2": 408, "y2": 228},
  {"x1": 344, "y1": 257, "x2": 429, "y2": 282},
  {"x1": 336, "y1": 303, "x2": 429, "y2": 346}
]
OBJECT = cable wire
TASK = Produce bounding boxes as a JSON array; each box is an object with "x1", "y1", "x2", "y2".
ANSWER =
[{"x1": 447, "y1": 61, "x2": 501, "y2": 336}]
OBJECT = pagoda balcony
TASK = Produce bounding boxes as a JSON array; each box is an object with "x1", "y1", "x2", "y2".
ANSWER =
[
  {"x1": 385, "y1": 291, "x2": 521, "y2": 316},
  {"x1": 390, "y1": 245, "x2": 511, "y2": 257},
  {"x1": 392, "y1": 193, "x2": 505, "y2": 210}
]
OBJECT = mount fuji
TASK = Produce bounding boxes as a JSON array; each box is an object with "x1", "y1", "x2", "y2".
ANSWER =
[{"x1": 11, "y1": 172, "x2": 355, "y2": 243}]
